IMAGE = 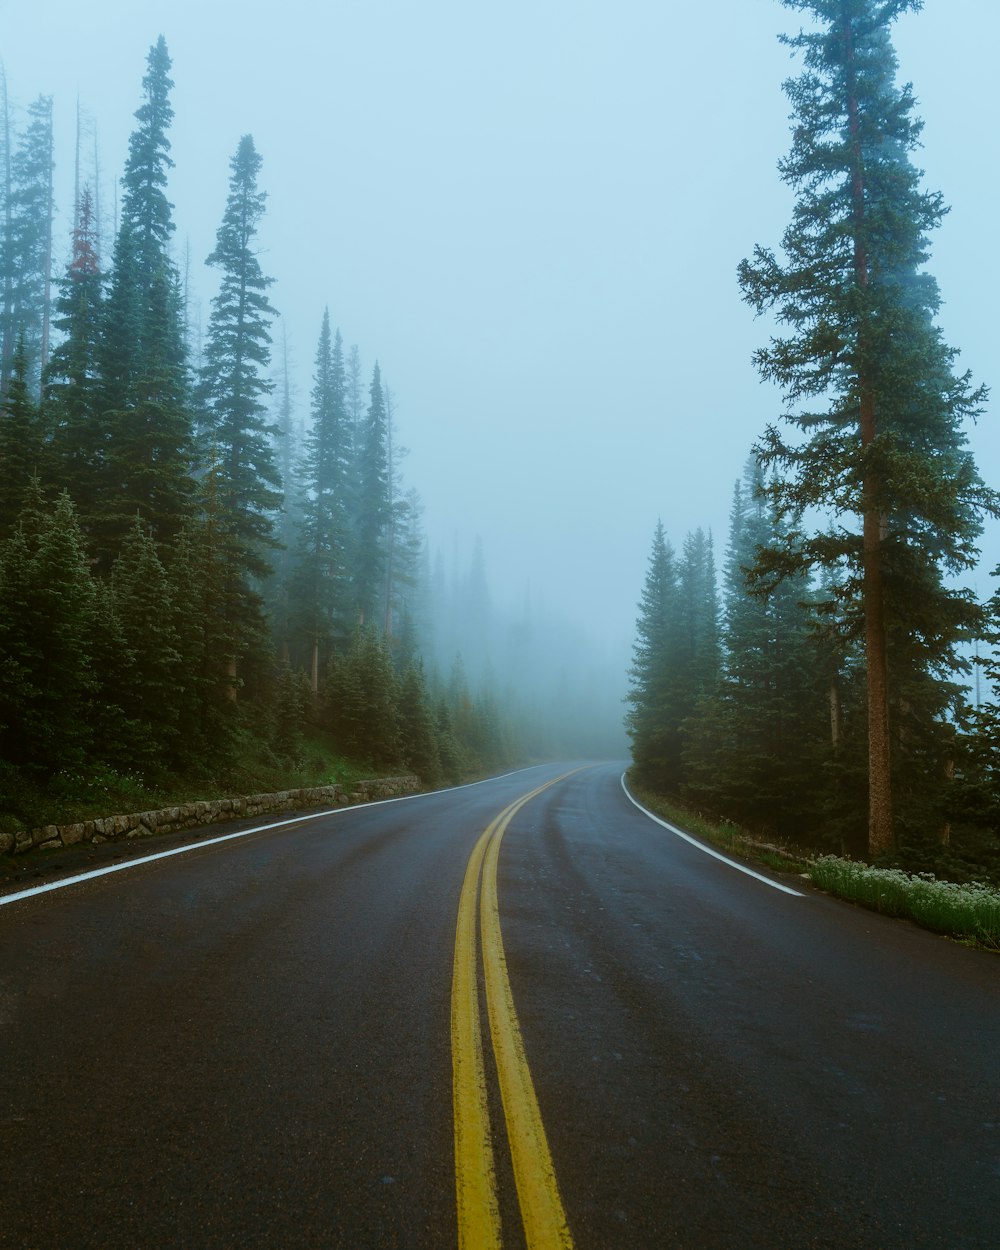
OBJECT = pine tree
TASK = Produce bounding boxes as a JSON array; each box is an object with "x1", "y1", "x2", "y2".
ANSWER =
[
  {"x1": 0, "y1": 68, "x2": 10, "y2": 390},
  {"x1": 98, "y1": 37, "x2": 194, "y2": 560},
  {"x1": 397, "y1": 660, "x2": 442, "y2": 786},
  {"x1": 447, "y1": 652, "x2": 476, "y2": 751},
  {"x1": 684, "y1": 462, "x2": 828, "y2": 837},
  {"x1": 456, "y1": 537, "x2": 493, "y2": 685},
  {"x1": 353, "y1": 362, "x2": 391, "y2": 627},
  {"x1": 0, "y1": 94, "x2": 54, "y2": 397},
  {"x1": 0, "y1": 335, "x2": 46, "y2": 535},
  {"x1": 271, "y1": 659, "x2": 308, "y2": 764},
  {"x1": 325, "y1": 627, "x2": 399, "y2": 765},
  {"x1": 198, "y1": 133, "x2": 281, "y2": 690},
  {"x1": 268, "y1": 320, "x2": 302, "y2": 664},
  {"x1": 346, "y1": 344, "x2": 365, "y2": 441},
  {"x1": 676, "y1": 528, "x2": 720, "y2": 713},
  {"x1": 738, "y1": 0, "x2": 998, "y2": 854},
  {"x1": 86, "y1": 575, "x2": 136, "y2": 771},
  {"x1": 120, "y1": 36, "x2": 175, "y2": 277},
  {"x1": 293, "y1": 311, "x2": 352, "y2": 686},
  {"x1": 109, "y1": 516, "x2": 182, "y2": 772},
  {"x1": 0, "y1": 487, "x2": 98, "y2": 774},
  {"x1": 648, "y1": 528, "x2": 720, "y2": 794},
  {"x1": 435, "y1": 694, "x2": 466, "y2": 783},
  {"x1": 45, "y1": 186, "x2": 105, "y2": 514},
  {"x1": 165, "y1": 517, "x2": 237, "y2": 766},
  {"x1": 381, "y1": 383, "x2": 420, "y2": 637},
  {"x1": 626, "y1": 522, "x2": 680, "y2": 789},
  {"x1": 471, "y1": 684, "x2": 511, "y2": 770},
  {"x1": 951, "y1": 599, "x2": 1000, "y2": 854}
]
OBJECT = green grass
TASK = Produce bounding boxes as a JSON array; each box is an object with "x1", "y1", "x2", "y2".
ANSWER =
[{"x1": 809, "y1": 856, "x2": 1000, "y2": 950}]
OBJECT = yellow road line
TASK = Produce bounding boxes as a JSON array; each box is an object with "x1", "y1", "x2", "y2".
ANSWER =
[
  {"x1": 481, "y1": 787, "x2": 575, "y2": 1250},
  {"x1": 452, "y1": 814, "x2": 504, "y2": 1250},
  {"x1": 452, "y1": 774, "x2": 578, "y2": 1250}
]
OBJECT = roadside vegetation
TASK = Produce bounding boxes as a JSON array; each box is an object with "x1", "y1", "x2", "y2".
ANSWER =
[
  {"x1": 809, "y1": 857, "x2": 1000, "y2": 952},
  {"x1": 0, "y1": 723, "x2": 373, "y2": 842},
  {"x1": 1, "y1": 40, "x2": 624, "y2": 852},
  {"x1": 625, "y1": 1, "x2": 1000, "y2": 944},
  {"x1": 629, "y1": 779, "x2": 1000, "y2": 953}
]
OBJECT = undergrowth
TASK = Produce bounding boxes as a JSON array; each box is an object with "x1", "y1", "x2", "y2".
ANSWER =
[
  {"x1": 0, "y1": 724, "x2": 375, "y2": 836},
  {"x1": 809, "y1": 857, "x2": 1000, "y2": 951}
]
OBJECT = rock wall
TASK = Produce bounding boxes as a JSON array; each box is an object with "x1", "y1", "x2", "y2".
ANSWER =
[{"x1": 8, "y1": 776, "x2": 422, "y2": 856}]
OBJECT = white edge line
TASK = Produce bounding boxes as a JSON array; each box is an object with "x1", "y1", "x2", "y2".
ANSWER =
[
  {"x1": 0, "y1": 763, "x2": 557, "y2": 909},
  {"x1": 620, "y1": 772, "x2": 804, "y2": 897}
]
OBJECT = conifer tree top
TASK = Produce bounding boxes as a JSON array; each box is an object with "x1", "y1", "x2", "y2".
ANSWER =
[{"x1": 121, "y1": 35, "x2": 175, "y2": 254}]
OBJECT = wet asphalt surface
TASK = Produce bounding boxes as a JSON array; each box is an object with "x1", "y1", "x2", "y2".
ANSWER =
[{"x1": 1, "y1": 762, "x2": 997, "y2": 1249}]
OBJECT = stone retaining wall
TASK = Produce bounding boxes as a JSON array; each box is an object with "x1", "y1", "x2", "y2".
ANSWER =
[{"x1": 9, "y1": 776, "x2": 422, "y2": 856}]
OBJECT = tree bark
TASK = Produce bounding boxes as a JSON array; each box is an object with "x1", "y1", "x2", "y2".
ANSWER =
[
  {"x1": 845, "y1": 12, "x2": 894, "y2": 856},
  {"x1": 41, "y1": 98, "x2": 54, "y2": 375},
  {"x1": 829, "y1": 675, "x2": 841, "y2": 752},
  {"x1": 382, "y1": 387, "x2": 397, "y2": 638},
  {"x1": 862, "y1": 501, "x2": 893, "y2": 855},
  {"x1": 225, "y1": 656, "x2": 238, "y2": 703},
  {"x1": 0, "y1": 69, "x2": 13, "y2": 397}
]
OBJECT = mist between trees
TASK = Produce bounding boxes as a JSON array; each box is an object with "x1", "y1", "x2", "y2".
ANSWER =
[
  {"x1": 6, "y1": 2, "x2": 1000, "y2": 890},
  {"x1": 0, "y1": 38, "x2": 625, "y2": 830}
]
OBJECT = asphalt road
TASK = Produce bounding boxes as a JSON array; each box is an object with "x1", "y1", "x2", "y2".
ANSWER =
[{"x1": 1, "y1": 762, "x2": 997, "y2": 1249}]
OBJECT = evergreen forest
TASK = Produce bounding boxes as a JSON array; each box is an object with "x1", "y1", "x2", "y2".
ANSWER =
[
  {"x1": 5, "y1": 5, "x2": 1000, "y2": 896},
  {"x1": 0, "y1": 39, "x2": 622, "y2": 835},
  {"x1": 627, "y1": 0, "x2": 1000, "y2": 885}
]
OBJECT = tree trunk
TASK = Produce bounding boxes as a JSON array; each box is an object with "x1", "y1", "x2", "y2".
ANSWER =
[
  {"x1": 382, "y1": 386, "x2": 396, "y2": 638},
  {"x1": 93, "y1": 128, "x2": 103, "y2": 258},
  {"x1": 40, "y1": 99, "x2": 54, "y2": 375},
  {"x1": 225, "y1": 656, "x2": 238, "y2": 702},
  {"x1": 829, "y1": 675, "x2": 841, "y2": 751},
  {"x1": 845, "y1": 12, "x2": 894, "y2": 857},
  {"x1": 939, "y1": 756, "x2": 954, "y2": 846},
  {"x1": 862, "y1": 501, "x2": 893, "y2": 856},
  {"x1": 0, "y1": 68, "x2": 13, "y2": 397}
]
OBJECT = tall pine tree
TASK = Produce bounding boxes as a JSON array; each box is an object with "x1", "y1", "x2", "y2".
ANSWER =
[
  {"x1": 198, "y1": 133, "x2": 281, "y2": 696},
  {"x1": 0, "y1": 335, "x2": 46, "y2": 535},
  {"x1": 626, "y1": 522, "x2": 680, "y2": 790},
  {"x1": 45, "y1": 186, "x2": 105, "y2": 514},
  {"x1": 293, "y1": 310, "x2": 352, "y2": 687},
  {"x1": 353, "y1": 361, "x2": 390, "y2": 627},
  {"x1": 0, "y1": 486, "x2": 98, "y2": 774},
  {"x1": 738, "y1": 0, "x2": 998, "y2": 854},
  {"x1": 0, "y1": 94, "x2": 54, "y2": 397},
  {"x1": 98, "y1": 37, "x2": 193, "y2": 560}
]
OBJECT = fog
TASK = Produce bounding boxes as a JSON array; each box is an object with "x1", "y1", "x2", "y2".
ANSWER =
[{"x1": 3, "y1": 0, "x2": 999, "y2": 748}]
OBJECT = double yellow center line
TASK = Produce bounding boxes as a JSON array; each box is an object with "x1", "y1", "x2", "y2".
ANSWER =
[{"x1": 451, "y1": 774, "x2": 577, "y2": 1250}]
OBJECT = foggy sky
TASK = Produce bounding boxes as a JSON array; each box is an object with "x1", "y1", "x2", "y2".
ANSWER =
[{"x1": 3, "y1": 0, "x2": 998, "y2": 685}]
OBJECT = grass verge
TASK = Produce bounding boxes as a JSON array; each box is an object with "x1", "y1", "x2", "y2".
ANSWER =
[
  {"x1": 809, "y1": 856, "x2": 1000, "y2": 951},
  {"x1": 626, "y1": 781, "x2": 811, "y2": 876},
  {"x1": 627, "y1": 775, "x2": 1000, "y2": 952}
]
